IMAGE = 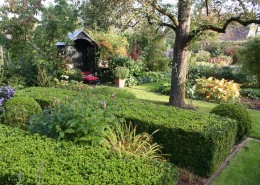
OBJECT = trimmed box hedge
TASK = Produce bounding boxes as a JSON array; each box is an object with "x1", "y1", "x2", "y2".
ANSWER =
[
  {"x1": 0, "y1": 124, "x2": 177, "y2": 185},
  {"x1": 16, "y1": 87, "x2": 237, "y2": 177},
  {"x1": 107, "y1": 98, "x2": 237, "y2": 177}
]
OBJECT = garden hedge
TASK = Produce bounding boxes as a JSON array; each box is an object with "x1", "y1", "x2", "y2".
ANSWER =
[
  {"x1": 3, "y1": 96, "x2": 42, "y2": 130},
  {"x1": 211, "y1": 102, "x2": 252, "y2": 143},
  {"x1": 0, "y1": 124, "x2": 177, "y2": 185},
  {"x1": 17, "y1": 87, "x2": 237, "y2": 177},
  {"x1": 108, "y1": 98, "x2": 237, "y2": 177}
]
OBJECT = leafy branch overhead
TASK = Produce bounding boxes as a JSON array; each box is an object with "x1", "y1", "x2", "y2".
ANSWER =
[{"x1": 143, "y1": 0, "x2": 260, "y2": 45}]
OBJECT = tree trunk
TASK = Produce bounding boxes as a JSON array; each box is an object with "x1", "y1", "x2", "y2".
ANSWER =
[{"x1": 169, "y1": 0, "x2": 191, "y2": 108}]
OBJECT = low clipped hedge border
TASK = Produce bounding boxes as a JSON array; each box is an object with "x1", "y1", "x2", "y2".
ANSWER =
[
  {"x1": 0, "y1": 124, "x2": 178, "y2": 185},
  {"x1": 108, "y1": 98, "x2": 237, "y2": 177},
  {"x1": 16, "y1": 87, "x2": 237, "y2": 177},
  {"x1": 15, "y1": 87, "x2": 136, "y2": 109}
]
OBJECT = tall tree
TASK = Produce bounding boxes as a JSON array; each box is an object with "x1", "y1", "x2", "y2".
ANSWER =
[
  {"x1": 79, "y1": 0, "x2": 138, "y2": 30},
  {"x1": 140, "y1": 0, "x2": 260, "y2": 108}
]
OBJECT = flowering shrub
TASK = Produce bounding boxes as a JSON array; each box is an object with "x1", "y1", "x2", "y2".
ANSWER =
[
  {"x1": 0, "y1": 86, "x2": 15, "y2": 112},
  {"x1": 195, "y1": 77, "x2": 240, "y2": 102}
]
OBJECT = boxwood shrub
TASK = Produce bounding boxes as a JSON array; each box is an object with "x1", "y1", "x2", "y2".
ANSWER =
[
  {"x1": 15, "y1": 87, "x2": 80, "y2": 108},
  {"x1": 3, "y1": 96, "x2": 42, "y2": 130},
  {"x1": 16, "y1": 87, "x2": 237, "y2": 177},
  {"x1": 106, "y1": 98, "x2": 237, "y2": 177},
  {"x1": 0, "y1": 124, "x2": 178, "y2": 185},
  {"x1": 210, "y1": 102, "x2": 252, "y2": 143}
]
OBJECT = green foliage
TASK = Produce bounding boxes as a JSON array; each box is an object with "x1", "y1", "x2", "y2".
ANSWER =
[
  {"x1": 36, "y1": 66, "x2": 53, "y2": 87},
  {"x1": 137, "y1": 71, "x2": 171, "y2": 84},
  {"x1": 194, "y1": 50, "x2": 211, "y2": 63},
  {"x1": 65, "y1": 68, "x2": 83, "y2": 82},
  {"x1": 238, "y1": 37, "x2": 260, "y2": 86},
  {"x1": 29, "y1": 97, "x2": 118, "y2": 147},
  {"x1": 16, "y1": 87, "x2": 237, "y2": 176},
  {"x1": 110, "y1": 98, "x2": 237, "y2": 176},
  {"x1": 104, "y1": 122, "x2": 163, "y2": 160},
  {"x1": 3, "y1": 96, "x2": 42, "y2": 130},
  {"x1": 113, "y1": 66, "x2": 130, "y2": 79},
  {"x1": 15, "y1": 87, "x2": 80, "y2": 108},
  {"x1": 211, "y1": 102, "x2": 252, "y2": 143},
  {"x1": 240, "y1": 88, "x2": 260, "y2": 100},
  {"x1": 86, "y1": 86, "x2": 137, "y2": 99},
  {"x1": 88, "y1": 29, "x2": 129, "y2": 60},
  {"x1": 188, "y1": 64, "x2": 258, "y2": 88},
  {"x1": 195, "y1": 77, "x2": 241, "y2": 102},
  {"x1": 0, "y1": 0, "x2": 78, "y2": 88},
  {"x1": 100, "y1": 56, "x2": 143, "y2": 84},
  {"x1": 125, "y1": 22, "x2": 171, "y2": 71},
  {"x1": 0, "y1": 124, "x2": 178, "y2": 185},
  {"x1": 158, "y1": 83, "x2": 171, "y2": 95}
]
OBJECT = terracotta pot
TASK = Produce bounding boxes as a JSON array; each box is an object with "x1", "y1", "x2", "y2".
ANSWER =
[{"x1": 114, "y1": 79, "x2": 126, "y2": 88}]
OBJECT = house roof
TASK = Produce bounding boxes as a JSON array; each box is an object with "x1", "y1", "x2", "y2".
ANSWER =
[{"x1": 55, "y1": 30, "x2": 98, "y2": 46}]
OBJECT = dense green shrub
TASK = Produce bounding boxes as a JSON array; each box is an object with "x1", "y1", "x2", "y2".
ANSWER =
[
  {"x1": 15, "y1": 87, "x2": 80, "y2": 108},
  {"x1": 194, "y1": 50, "x2": 211, "y2": 63},
  {"x1": 238, "y1": 37, "x2": 260, "y2": 86},
  {"x1": 211, "y1": 102, "x2": 252, "y2": 143},
  {"x1": 3, "y1": 97, "x2": 42, "y2": 130},
  {"x1": 65, "y1": 68, "x2": 83, "y2": 82},
  {"x1": 0, "y1": 124, "x2": 178, "y2": 185},
  {"x1": 113, "y1": 66, "x2": 129, "y2": 79},
  {"x1": 240, "y1": 88, "x2": 260, "y2": 100},
  {"x1": 188, "y1": 64, "x2": 257, "y2": 87},
  {"x1": 100, "y1": 56, "x2": 143, "y2": 83},
  {"x1": 29, "y1": 97, "x2": 119, "y2": 147},
  {"x1": 137, "y1": 71, "x2": 171, "y2": 84},
  {"x1": 108, "y1": 98, "x2": 237, "y2": 176},
  {"x1": 17, "y1": 87, "x2": 237, "y2": 176},
  {"x1": 158, "y1": 83, "x2": 171, "y2": 95}
]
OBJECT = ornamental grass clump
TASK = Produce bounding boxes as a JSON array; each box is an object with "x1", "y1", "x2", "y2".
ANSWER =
[
  {"x1": 104, "y1": 122, "x2": 164, "y2": 160},
  {"x1": 195, "y1": 77, "x2": 240, "y2": 102}
]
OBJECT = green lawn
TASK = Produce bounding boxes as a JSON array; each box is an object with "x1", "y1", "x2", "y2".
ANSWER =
[{"x1": 212, "y1": 140, "x2": 260, "y2": 185}]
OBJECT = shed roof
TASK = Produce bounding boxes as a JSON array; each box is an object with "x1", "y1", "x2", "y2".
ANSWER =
[{"x1": 56, "y1": 30, "x2": 98, "y2": 46}]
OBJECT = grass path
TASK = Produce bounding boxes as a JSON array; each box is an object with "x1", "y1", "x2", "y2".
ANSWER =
[{"x1": 211, "y1": 140, "x2": 260, "y2": 185}]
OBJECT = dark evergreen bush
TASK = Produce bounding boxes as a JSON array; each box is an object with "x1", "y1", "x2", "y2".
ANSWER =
[
  {"x1": 211, "y1": 102, "x2": 252, "y2": 143},
  {"x1": 3, "y1": 96, "x2": 42, "y2": 130}
]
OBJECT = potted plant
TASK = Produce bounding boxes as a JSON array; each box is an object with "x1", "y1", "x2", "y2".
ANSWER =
[{"x1": 113, "y1": 66, "x2": 129, "y2": 88}]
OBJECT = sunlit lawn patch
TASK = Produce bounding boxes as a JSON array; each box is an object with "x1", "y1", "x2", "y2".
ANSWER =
[{"x1": 212, "y1": 140, "x2": 260, "y2": 185}]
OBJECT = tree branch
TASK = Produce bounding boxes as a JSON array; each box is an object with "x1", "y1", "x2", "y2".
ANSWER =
[
  {"x1": 151, "y1": 0, "x2": 178, "y2": 28},
  {"x1": 186, "y1": 16, "x2": 260, "y2": 44},
  {"x1": 161, "y1": 22, "x2": 176, "y2": 31},
  {"x1": 205, "y1": 0, "x2": 209, "y2": 16}
]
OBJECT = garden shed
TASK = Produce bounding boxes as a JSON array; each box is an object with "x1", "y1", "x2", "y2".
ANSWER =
[{"x1": 56, "y1": 30, "x2": 99, "y2": 76}]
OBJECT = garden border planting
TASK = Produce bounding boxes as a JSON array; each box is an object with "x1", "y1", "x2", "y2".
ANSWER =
[{"x1": 17, "y1": 87, "x2": 238, "y2": 177}]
